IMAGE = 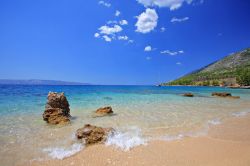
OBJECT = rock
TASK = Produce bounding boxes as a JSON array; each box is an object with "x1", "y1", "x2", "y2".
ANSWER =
[
  {"x1": 183, "y1": 93, "x2": 194, "y2": 97},
  {"x1": 212, "y1": 92, "x2": 240, "y2": 99},
  {"x1": 43, "y1": 92, "x2": 71, "y2": 124},
  {"x1": 212, "y1": 92, "x2": 232, "y2": 97},
  {"x1": 93, "y1": 106, "x2": 113, "y2": 117},
  {"x1": 76, "y1": 124, "x2": 114, "y2": 145}
]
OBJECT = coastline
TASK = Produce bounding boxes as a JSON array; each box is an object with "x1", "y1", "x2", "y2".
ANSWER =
[
  {"x1": 159, "y1": 84, "x2": 250, "y2": 89},
  {"x1": 29, "y1": 114, "x2": 250, "y2": 166}
]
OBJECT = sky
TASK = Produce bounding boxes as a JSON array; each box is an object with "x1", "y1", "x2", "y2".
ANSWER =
[{"x1": 0, "y1": 0, "x2": 250, "y2": 85}]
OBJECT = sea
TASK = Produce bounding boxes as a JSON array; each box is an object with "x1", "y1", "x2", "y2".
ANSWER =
[{"x1": 0, "y1": 85, "x2": 250, "y2": 165}]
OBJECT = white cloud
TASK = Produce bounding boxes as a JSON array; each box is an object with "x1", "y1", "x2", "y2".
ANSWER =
[
  {"x1": 102, "y1": 35, "x2": 112, "y2": 42},
  {"x1": 176, "y1": 62, "x2": 182, "y2": 65},
  {"x1": 128, "y1": 40, "x2": 134, "y2": 43},
  {"x1": 161, "y1": 50, "x2": 184, "y2": 56},
  {"x1": 146, "y1": 56, "x2": 152, "y2": 60},
  {"x1": 94, "y1": 33, "x2": 100, "y2": 38},
  {"x1": 171, "y1": 17, "x2": 189, "y2": 23},
  {"x1": 160, "y1": 27, "x2": 166, "y2": 32},
  {"x1": 119, "y1": 20, "x2": 128, "y2": 25},
  {"x1": 107, "y1": 20, "x2": 118, "y2": 24},
  {"x1": 144, "y1": 45, "x2": 152, "y2": 52},
  {"x1": 136, "y1": 0, "x2": 193, "y2": 10},
  {"x1": 99, "y1": 25, "x2": 123, "y2": 35},
  {"x1": 135, "y1": 8, "x2": 158, "y2": 33},
  {"x1": 118, "y1": 36, "x2": 129, "y2": 40},
  {"x1": 115, "y1": 10, "x2": 121, "y2": 17},
  {"x1": 98, "y1": 1, "x2": 111, "y2": 7}
]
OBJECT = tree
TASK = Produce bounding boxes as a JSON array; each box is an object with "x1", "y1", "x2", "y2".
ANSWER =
[{"x1": 237, "y1": 68, "x2": 250, "y2": 86}]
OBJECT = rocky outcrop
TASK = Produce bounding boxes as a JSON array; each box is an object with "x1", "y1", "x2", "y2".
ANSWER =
[
  {"x1": 76, "y1": 124, "x2": 114, "y2": 145},
  {"x1": 212, "y1": 92, "x2": 232, "y2": 97},
  {"x1": 183, "y1": 93, "x2": 194, "y2": 97},
  {"x1": 43, "y1": 92, "x2": 71, "y2": 124},
  {"x1": 93, "y1": 106, "x2": 113, "y2": 117},
  {"x1": 212, "y1": 92, "x2": 240, "y2": 99}
]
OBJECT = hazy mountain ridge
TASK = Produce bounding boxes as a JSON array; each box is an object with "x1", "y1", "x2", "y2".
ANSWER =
[
  {"x1": 0, "y1": 79, "x2": 90, "y2": 85},
  {"x1": 163, "y1": 48, "x2": 250, "y2": 86}
]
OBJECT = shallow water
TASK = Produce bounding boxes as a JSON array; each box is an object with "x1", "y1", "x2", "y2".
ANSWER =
[{"x1": 0, "y1": 85, "x2": 250, "y2": 165}]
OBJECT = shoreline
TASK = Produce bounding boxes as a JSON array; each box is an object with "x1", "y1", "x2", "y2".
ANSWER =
[
  {"x1": 29, "y1": 114, "x2": 250, "y2": 166},
  {"x1": 159, "y1": 85, "x2": 250, "y2": 89}
]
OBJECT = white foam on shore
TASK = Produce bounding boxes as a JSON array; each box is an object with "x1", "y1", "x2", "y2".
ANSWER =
[
  {"x1": 43, "y1": 143, "x2": 84, "y2": 160},
  {"x1": 208, "y1": 119, "x2": 221, "y2": 125},
  {"x1": 161, "y1": 134, "x2": 184, "y2": 141},
  {"x1": 105, "y1": 127, "x2": 146, "y2": 151},
  {"x1": 232, "y1": 111, "x2": 250, "y2": 117}
]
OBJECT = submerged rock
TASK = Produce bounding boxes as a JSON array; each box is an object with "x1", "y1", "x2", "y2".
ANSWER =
[
  {"x1": 183, "y1": 93, "x2": 194, "y2": 97},
  {"x1": 76, "y1": 124, "x2": 114, "y2": 145},
  {"x1": 93, "y1": 106, "x2": 113, "y2": 117},
  {"x1": 43, "y1": 92, "x2": 71, "y2": 124},
  {"x1": 212, "y1": 92, "x2": 240, "y2": 99},
  {"x1": 103, "y1": 96, "x2": 113, "y2": 100}
]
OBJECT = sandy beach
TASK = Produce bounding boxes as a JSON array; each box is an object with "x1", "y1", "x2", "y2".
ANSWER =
[{"x1": 29, "y1": 114, "x2": 250, "y2": 166}]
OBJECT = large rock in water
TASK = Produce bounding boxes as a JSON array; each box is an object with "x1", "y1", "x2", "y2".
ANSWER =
[
  {"x1": 212, "y1": 92, "x2": 232, "y2": 97},
  {"x1": 76, "y1": 124, "x2": 114, "y2": 145},
  {"x1": 212, "y1": 92, "x2": 240, "y2": 99},
  {"x1": 93, "y1": 106, "x2": 113, "y2": 117},
  {"x1": 43, "y1": 92, "x2": 71, "y2": 124}
]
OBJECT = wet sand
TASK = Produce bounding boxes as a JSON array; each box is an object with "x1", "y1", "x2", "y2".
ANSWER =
[{"x1": 30, "y1": 115, "x2": 250, "y2": 166}]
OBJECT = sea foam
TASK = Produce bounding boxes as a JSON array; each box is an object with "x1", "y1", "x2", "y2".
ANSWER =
[
  {"x1": 208, "y1": 119, "x2": 221, "y2": 125},
  {"x1": 43, "y1": 143, "x2": 83, "y2": 160},
  {"x1": 161, "y1": 134, "x2": 184, "y2": 141},
  {"x1": 232, "y1": 111, "x2": 250, "y2": 117},
  {"x1": 105, "y1": 127, "x2": 146, "y2": 151}
]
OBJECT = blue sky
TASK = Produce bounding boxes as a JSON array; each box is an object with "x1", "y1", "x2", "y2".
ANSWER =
[{"x1": 0, "y1": 0, "x2": 250, "y2": 85}]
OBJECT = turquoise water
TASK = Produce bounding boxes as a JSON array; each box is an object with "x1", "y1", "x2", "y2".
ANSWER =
[{"x1": 0, "y1": 85, "x2": 250, "y2": 165}]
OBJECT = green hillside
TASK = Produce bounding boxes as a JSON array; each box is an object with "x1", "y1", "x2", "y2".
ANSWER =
[{"x1": 162, "y1": 48, "x2": 250, "y2": 87}]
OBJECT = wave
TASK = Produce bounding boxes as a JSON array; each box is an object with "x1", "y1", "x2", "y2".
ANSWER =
[
  {"x1": 43, "y1": 143, "x2": 84, "y2": 160},
  {"x1": 105, "y1": 127, "x2": 146, "y2": 151},
  {"x1": 232, "y1": 110, "x2": 250, "y2": 117}
]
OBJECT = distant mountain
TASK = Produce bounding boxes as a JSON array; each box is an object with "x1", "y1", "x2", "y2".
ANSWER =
[
  {"x1": 0, "y1": 79, "x2": 90, "y2": 85},
  {"x1": 162, "y1": 48, "x2": 250, "y2": 87}
]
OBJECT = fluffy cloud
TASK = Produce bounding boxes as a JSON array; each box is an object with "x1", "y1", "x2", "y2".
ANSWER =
[
  {"x1": 119, "y1": 20, "x2": 128, "y2": 25},
  {"x1": 136, "y1": 0, "x2": 193, "y2": 10},
  {"x1": 95, "y1": 24, "x2": 132, "y2": 42},
  {"x1": 171, "y1": 17, "x2": 189, "y2": 23},
  {"x1": 98, "y1": 1, "x2": 111, "y2": 7},
  {"x1": 176, "y1": 62, "x2": 182, "y2": 65},
  {"x1": 99, "y1": 25, "x2": 123, "y2": 35},
  {"x1": 94, "y1": 33, "x2": 100, "y2": 38},
  {"x1": 115, "y1": 10, "x2": 121, "y2": 17},
  {"x1": 161, "y1": 50, "x2": 184, "y2": 56},
  {"x1": 146, "y1": 56, "x2": 152, "y2": 60},
  {"x1": 144, "y1": 46, "x2": 152, "y2": 52},
  {"x1": 102, "y1": 35, "x2": 112, "y2": 42},
  {"x1": 135, "y1": 8, "x2": 158, "y2": 33}
]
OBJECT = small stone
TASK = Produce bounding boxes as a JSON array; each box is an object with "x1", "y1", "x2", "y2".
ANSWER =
[
  {"x1": 183, "y1": 93, "x2": 194, "y2": 97},
  {"x1": 93, "y1": 106, "x2": 113, "y2": 117}
]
